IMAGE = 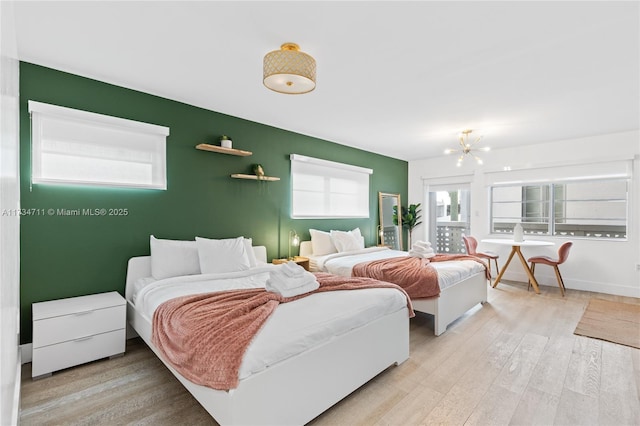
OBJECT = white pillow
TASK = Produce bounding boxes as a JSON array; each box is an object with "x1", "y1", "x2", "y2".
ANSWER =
[
  {"x1": 243, "y1": 237, "x2": 258, "y2": 268},
  {"x1": 149, "y1": 235, "x2": 201, "y2": 280},
  {"x1": 309, "y1": 229, "x2": 338, "y2": 256},
  {"x1": 195, "y1": 236, "x2": 251, "y2": 274},
  {"x1": 330, "y1": 229, "x2": 365, "y2": 252}
]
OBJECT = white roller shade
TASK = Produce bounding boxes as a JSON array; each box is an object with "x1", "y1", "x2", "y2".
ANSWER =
[
  {"x1": 29, "y1": 101, "x2": 169, "y2": 190},
  {"x1": 290, "y1": 154, "x2": 372, "y2": 218},
  {"x1": 485, "y1": 159, "x2": 632, "y2": 186}
]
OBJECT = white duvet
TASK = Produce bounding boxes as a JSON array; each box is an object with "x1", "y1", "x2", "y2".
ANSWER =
[
  {"x1": 311, "y1": 247, "x2": 486, "y2": 290},
  {"x1": 133, "y1": 266, "x2": 408, "y2": 382}
]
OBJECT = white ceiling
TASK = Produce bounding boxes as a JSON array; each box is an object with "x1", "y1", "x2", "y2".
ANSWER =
[{"x1": 13, "y1": 1, "x2": 640, "y2": 161}]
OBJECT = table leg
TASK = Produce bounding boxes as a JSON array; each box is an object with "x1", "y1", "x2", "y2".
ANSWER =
[
  {"x1": 491, "y1": 247, "x2": 517, "y2": 288},
  {"x1": 514, "y1": 246, "x2": 540, "y2": 294}
]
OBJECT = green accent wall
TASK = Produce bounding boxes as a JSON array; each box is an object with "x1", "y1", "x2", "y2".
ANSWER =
[{"x1": 19, "y1": 62, "x2": 408, "y2": 343}]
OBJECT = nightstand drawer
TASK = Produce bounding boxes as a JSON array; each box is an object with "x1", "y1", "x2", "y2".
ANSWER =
[
  {"x1": 32, "y1": 329, "x2": 126, "y2": 377},
  {"x1": 33, "y1": 305, "x2": 126, "y2": 348}
]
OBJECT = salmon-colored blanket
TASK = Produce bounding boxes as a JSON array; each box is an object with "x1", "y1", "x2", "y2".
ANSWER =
[
  {"x1": 352, "y1": 254, "x2": 489, "y2": 299},
  {"x1": 151, "y1": 273, "x2": 413, "y2": 391}
]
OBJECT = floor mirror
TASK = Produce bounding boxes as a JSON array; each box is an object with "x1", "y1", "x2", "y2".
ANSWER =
[{"x1": 378, "y1": 192, "x2": 403, "y2": 250}]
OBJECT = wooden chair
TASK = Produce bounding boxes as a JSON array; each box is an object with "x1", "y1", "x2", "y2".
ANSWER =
[
  {"x1": 527, "y1": 241, "x2": 573, "y2": 297},
  {"x1": 462, "y1": 235, "x2": 499, "y2": 275}
]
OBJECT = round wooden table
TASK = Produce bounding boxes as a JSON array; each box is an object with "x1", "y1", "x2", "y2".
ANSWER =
[{"x1": 481, "y1": 239, "x2": 554, "y2": 294}]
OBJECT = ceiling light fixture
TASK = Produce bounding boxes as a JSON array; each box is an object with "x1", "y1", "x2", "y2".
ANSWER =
[
  {"x1": 444, "y1": 129, "x2": 490, "y2": 167},
  {"x1": 263, "y1": 43, "x2": 316, "y2": 94}
]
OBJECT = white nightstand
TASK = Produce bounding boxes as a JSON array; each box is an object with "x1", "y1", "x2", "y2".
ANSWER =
[{"x1": 32, "y1": 291, "x2": 126, "y2": 378}]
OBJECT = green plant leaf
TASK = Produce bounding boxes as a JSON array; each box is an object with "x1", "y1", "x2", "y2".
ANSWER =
[{"x1": 400, "y1": 203, "x2": 422, "y2": 232}]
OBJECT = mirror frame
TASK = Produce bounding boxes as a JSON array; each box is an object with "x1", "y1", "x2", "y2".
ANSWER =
[{"x1": 378, "y1": 192, "x2": 403, "y2": 250}]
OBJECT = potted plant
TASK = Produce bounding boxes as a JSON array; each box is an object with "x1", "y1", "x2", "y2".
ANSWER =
[
  {"x1": 392, "y1": 203, "x2": 422, "y2": 249},
  {"x1": 220, "y1": 135, "x2": 232, "y2": 149},
  {"x1": 252, "y1": 164, "x2": 265, "y2": 179}
]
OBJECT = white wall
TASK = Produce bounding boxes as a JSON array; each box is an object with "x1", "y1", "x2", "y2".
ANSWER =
[
  {"x1": 0, "y1": 1, "x2": 21, "y2": 424},
  {"x1": 409, "y1": 131, "x2": 640, "y2": 297}
]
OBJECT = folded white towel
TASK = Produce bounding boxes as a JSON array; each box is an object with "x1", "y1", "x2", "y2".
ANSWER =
[
  {"x1": 280, "y1": 261, "x2": 305, "y2": 278},
  {"x1": 410, "y1": 245, "x2": 432, "y2": 253},
  {"x1": 410, "y1": 244, "x2": 434, "y2": 255},
  {"x1": 266, "y1": 275, "x2": 319, "y2": 297},
  {"x1": 414, "y1": 240, "x2": 432, "y2": 249},
  {"x1": 408, "y1": 248, "x2": 436, "y2": 259},
  {"x1": 266, "y1": 263, "x2": 319, "y2": 297}
]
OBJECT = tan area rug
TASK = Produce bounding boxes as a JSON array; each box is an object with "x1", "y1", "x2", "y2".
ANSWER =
[{"x1": 574, "y1": 298, "x2": 640, "y2": 349}]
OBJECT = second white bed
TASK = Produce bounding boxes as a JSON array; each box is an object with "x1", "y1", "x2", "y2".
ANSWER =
[{"x1": 301, "y1": 243, "x2": 488, "y2": 336}]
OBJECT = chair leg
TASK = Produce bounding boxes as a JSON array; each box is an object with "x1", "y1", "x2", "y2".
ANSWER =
[
  {"x1": 553, "y1": 265, "x2": 566, "y2": 297},
  {"x1": 493, "y1": 259, "x2": 499, "y2": 276},
  {"x1": 528, "y1": 263, "x2": 536, "y2": 292}
]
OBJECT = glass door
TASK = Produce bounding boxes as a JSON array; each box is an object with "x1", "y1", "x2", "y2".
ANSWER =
[{"x1": 427, "y1": 186, "x2": 470, "y2": 254}]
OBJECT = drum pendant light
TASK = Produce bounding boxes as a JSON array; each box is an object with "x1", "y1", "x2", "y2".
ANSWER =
[{"x1": 263, "y1": 43, "x2": 316, "y2": 94}]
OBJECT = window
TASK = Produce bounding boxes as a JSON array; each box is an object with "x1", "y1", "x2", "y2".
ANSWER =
[
  {"x1": 491, "y1": 179, "x2": 628, "y2": 239},
  {"x1": 29, "y1": 101, "x2": 169, "y2": 190},
  {"x1": 555, "y1": 180, "x2": 627, "y2": 238},
  {"x1": 290, "y1": 154, "x2": 372, "y2": 218}
]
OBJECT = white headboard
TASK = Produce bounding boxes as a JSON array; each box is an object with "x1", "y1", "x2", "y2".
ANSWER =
[
  {"x1": 299, "y1": 241, "x2": 313, "y2": 257},
  {"x1": 125, "y1": 246, "x2": 268, "y2": 302},
  {"x1": 252, "y1": 246, "x2": 267, "y2": 264}
]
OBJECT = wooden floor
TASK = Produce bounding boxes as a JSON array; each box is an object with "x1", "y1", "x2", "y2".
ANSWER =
[{"x1": 21, "y1": 281, "x2": 640, "y2": 425}]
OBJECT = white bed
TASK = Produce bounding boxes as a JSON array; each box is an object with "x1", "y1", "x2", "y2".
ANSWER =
[
  {"x1": 300, "y1": 242, "x2": 488, "y2": 336},
  {"x1": 125, "y1": 245, "x2": 411, "y2": 426}
]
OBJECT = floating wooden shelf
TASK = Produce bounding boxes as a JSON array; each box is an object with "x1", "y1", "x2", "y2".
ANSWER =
[
  {"x1": 231, "y1": 174, "x2": 280, "y2": 181},
  {"x1": 196, "y1": 143, "x2": 252, "y2": 156}
]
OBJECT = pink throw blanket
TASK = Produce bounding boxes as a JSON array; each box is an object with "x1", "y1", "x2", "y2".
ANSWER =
[
  {"x1": 352, "y1": 254, "x2": 489, "y2": 299},
  {"x1": 151, "y1": 273, "x2": 413, "y2": 390}
]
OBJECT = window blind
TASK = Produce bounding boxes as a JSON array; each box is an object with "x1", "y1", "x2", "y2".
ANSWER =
[
  {"x1": 29, "y1": 101, "x2": 169, "y2": 190},
  {"x1": 485, "y1": 159, "x2": 632, "y2": 186},
  {"x1": 290, "y1": 154, "x2": 372, "y2": 218}
]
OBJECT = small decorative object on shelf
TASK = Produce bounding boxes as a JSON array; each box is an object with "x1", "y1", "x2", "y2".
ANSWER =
[
  {"x1": 220, "y1": 135, "x2": 232, "y2": 149},
  {"x1": 253, "y1": 164, "x2": 265, "y2": 178}
]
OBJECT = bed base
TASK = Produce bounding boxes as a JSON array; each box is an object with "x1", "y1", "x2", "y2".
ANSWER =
[
  {"x1": 411, "y1": 272, "x2": 487, "y2": 336},
  {"x1": 126, "y1": 256, "x2": 410, "y2": 425},
  {"x1": 299, "y1": 241, "x2": 488, "y2": 336}
]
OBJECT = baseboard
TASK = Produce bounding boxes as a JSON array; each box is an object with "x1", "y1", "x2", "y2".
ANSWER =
[
  {"x1": 501, "y1": 271, "x2": 640, "y2": 298},
  {"x1": 12, "y1": 347, "x2": 22, "y2": 426}
]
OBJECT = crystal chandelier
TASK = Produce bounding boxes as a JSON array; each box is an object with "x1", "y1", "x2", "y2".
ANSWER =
[{"x1": 444, "y1": 129, "x2": 490, "y2": 167}]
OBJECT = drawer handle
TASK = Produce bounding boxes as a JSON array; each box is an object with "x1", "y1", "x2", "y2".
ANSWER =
[
  {"x1": 73, "y1": 310, "x2": 94, "y2": 316},
  {"x1": 73, "y1": 336, "x2": 93, "y2": 342}
]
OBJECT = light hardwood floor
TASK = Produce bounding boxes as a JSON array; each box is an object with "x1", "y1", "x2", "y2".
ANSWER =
[{"x1": 20, "y1": 281, "x2": 640, "y2": 425}]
